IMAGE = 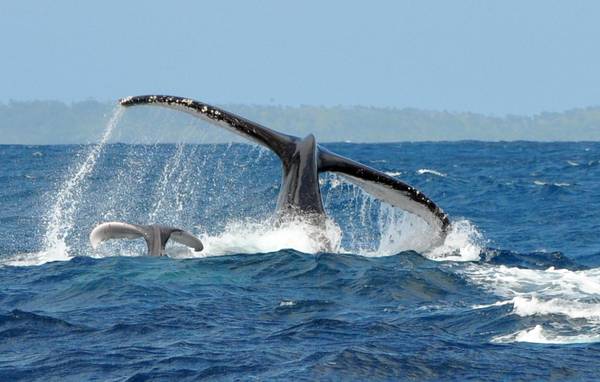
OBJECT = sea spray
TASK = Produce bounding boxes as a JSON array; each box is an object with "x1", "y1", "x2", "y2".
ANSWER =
[
  {"x1": 78, "y1": 140, "x2": 279, "y2": 258},
  {"x1": 148, "y1": 142, "x2": 188, "y2": 223},
  {"x1": 40, "y1": 107, "x2": 124, "y2": 262}
]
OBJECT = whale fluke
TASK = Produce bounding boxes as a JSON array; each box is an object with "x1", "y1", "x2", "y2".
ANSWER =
[
  {"x1": 90, "y1": 222, "x2": 203, "y2": 256},
  {"x1": 120, "y1": 95, "x2": 450, "y2": 243}
]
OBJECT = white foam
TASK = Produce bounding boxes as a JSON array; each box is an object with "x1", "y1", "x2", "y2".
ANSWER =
[
  {"x1": 493, "y1": 325, "x2": 600, "y2": 344},
  {"x1": 464, "y1": 265, "x2": 600, "y2": 344},
  {"x1": 384, "y1": 171, "x2": 402, "y2": 177},
  {"x1": 511, "y1": 295, "x2": 600, "y2": 319},
  {"x1": 417, "y1": 168, "x2": 446, "y2": 177},
  {"x1": 464, "y1": 265, "x2": 600, "y2": 297},
  {"x1": 166, "y1": 209, "x2": 484, "y2": 261},
  {"x1": 169, "y1": 216, "x2": 343, "y2": 258},
  {"x1": 534, "y1": 180, "x2": 570, "y2": 187},
  {"x1": 0, "y1": 249, "x2": 70, "y2": 267},
  {"x1": 425, "y1": 220, "x2": 483, "y2": 262}
]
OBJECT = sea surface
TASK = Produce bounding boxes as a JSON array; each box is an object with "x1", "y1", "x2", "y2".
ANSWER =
[{"x1": 2, "y1": 113, "x2": 600, "y2": 380}]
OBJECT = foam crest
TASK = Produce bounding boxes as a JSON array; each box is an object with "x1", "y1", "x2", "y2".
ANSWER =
[
  {"x1": 0, "y1": 248, "x2": 71, "y2": 267},
  {"x1": 465, "y1": 265, "x2": 600, "y2": 344},
  {"x1": 493, "y1": 325, "x2": 600, "y2": 344},
  {"x1": 511, "y1": 296, "x2": 600, "y2": 319},
  {"x1": 465, "y1": 265, "x2": 600, "y2": 297},
  {"x1": 417, "y1": 168, "x2": 446, "y2": 177}
]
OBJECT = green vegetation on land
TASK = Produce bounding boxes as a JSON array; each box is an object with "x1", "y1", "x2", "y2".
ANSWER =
[{"x1": 2, "y1": 100, "x2": 600, "y2": 144}]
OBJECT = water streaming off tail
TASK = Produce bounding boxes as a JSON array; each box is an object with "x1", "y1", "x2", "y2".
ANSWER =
[
  {"x1": 320, "y1": 173, "x2": 482, "y2": 258},
  {"x1": 36, "y1": 109, "x2": 282, "y2": 260},
  {"x1": 38, "y1": 107, "x2": 124, "y2": 263},
  {"x1": 19, "y1": 104, "x2": 482, "y2": 263}
]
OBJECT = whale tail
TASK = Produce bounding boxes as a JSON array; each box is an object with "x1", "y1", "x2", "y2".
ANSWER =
[
  {"x1": 90, "y1": 222, "x2": 203, "y2": 256},
  {"x1": 120, "y1": 95, "x2": 450, "y2": 241}
]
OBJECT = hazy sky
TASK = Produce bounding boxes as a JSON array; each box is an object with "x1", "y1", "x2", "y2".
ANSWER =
[{"x1": 1, "y1": 1, "x2": 599, "y2": 115}]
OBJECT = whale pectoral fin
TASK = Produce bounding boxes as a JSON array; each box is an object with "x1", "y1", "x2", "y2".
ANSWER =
[
  {"x1": 119, "y1": 95, "x2": 297, "y2": 165},
  {"x1": 318, "y1": 148, "x2": 450, "y2": 237},
  {"x1": 169, "y1": 230, "x2": 204, "y2": 252},
  {"x1": 89, "y1": 222, "x2": 149, "y2": 249}
]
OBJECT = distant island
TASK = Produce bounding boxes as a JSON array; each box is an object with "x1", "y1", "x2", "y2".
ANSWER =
[{"x1": 2, "y1": 100, "x2": 600, "y2": 144}]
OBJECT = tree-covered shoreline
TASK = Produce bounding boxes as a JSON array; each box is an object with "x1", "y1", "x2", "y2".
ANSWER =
[{"x1": 1, "y1": 100, "x2": 600, "y2": 144}]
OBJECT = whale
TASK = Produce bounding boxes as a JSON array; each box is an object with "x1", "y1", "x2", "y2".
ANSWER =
[
  {"x1": 119, "y1": 95, "x2": 450, "y2": 242},
  {"x1": 90, "y1": 222, "x2": 204, "y2": 256}
]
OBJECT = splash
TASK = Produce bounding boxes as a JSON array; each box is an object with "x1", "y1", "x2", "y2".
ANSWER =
[
  {"x1": 163, "y1": 212, "x2": 484, "y2": 261},
  {"x1": 10, "y1": 114, "x2": 486, "y2": 266},
  {"x1": 425, "y1": 219, "x2": 484, "y2": 262},
  {"x1": 355, "y1": 204, "x2": 436, "y2": 257},
  {"x1": 83, "y1": 206, "x2": 484, "y2": 261},
  {"x1": 319, "y1": 174, "x2": 484, "y2": 258},
  {"x1": 37, "y1": 107, "x2": 124, "y2": 264},
  {"x1": 78, "y1": 214, "x2": 343, "y2": 260},
  {"x1": 178, "y1": 216, "x2": 342, "y2": 258}
]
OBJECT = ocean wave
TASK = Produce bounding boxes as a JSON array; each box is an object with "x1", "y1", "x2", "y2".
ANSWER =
[
  {"x1": 464, "y1": 265, "x2": 600, "y2": 297},
  {"x1": 493, "y1": 325, "x2": 600, "y2": 344},
  {"x1": 0, "y1": 309, "x2": 90, "y2": 336},
  {"x1": 3, "y1": 214, "x2": 485, "y2": 266},
  {"x1": 417, "y1": 168, "x2": 447, "y2": 177},
  {"x1": 510, "y1": 295, "x2": 600, "y2": 319},
  {"x1": 384, "y1": 171, "x2": 402, "y2": 177},
  {"x1": 481, "y1": 249, "x2": 583, "y2": 270},
  {"x1": 465, "y1": 264, "x2": 600, "y2": 344},
  {"x1": 533, "y1": 180, "x2": 570, "y2": 187},
  {"x1": 1, "y1": 248, "x2": 72, "y2": 267}
]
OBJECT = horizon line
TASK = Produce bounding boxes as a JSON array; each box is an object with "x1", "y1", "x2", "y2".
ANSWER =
[{"x1": 2, "y1": 98, "x2": 600, "y2": 119}]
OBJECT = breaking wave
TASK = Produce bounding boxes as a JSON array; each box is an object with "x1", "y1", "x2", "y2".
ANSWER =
[{"x1": 466, "y1": 265, "x2": 600, "y2": 344}]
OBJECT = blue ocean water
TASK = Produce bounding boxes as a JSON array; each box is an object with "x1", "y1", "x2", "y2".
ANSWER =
[{"x1": 2, "y1": 127, "x2": 600, "y2": 380}]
